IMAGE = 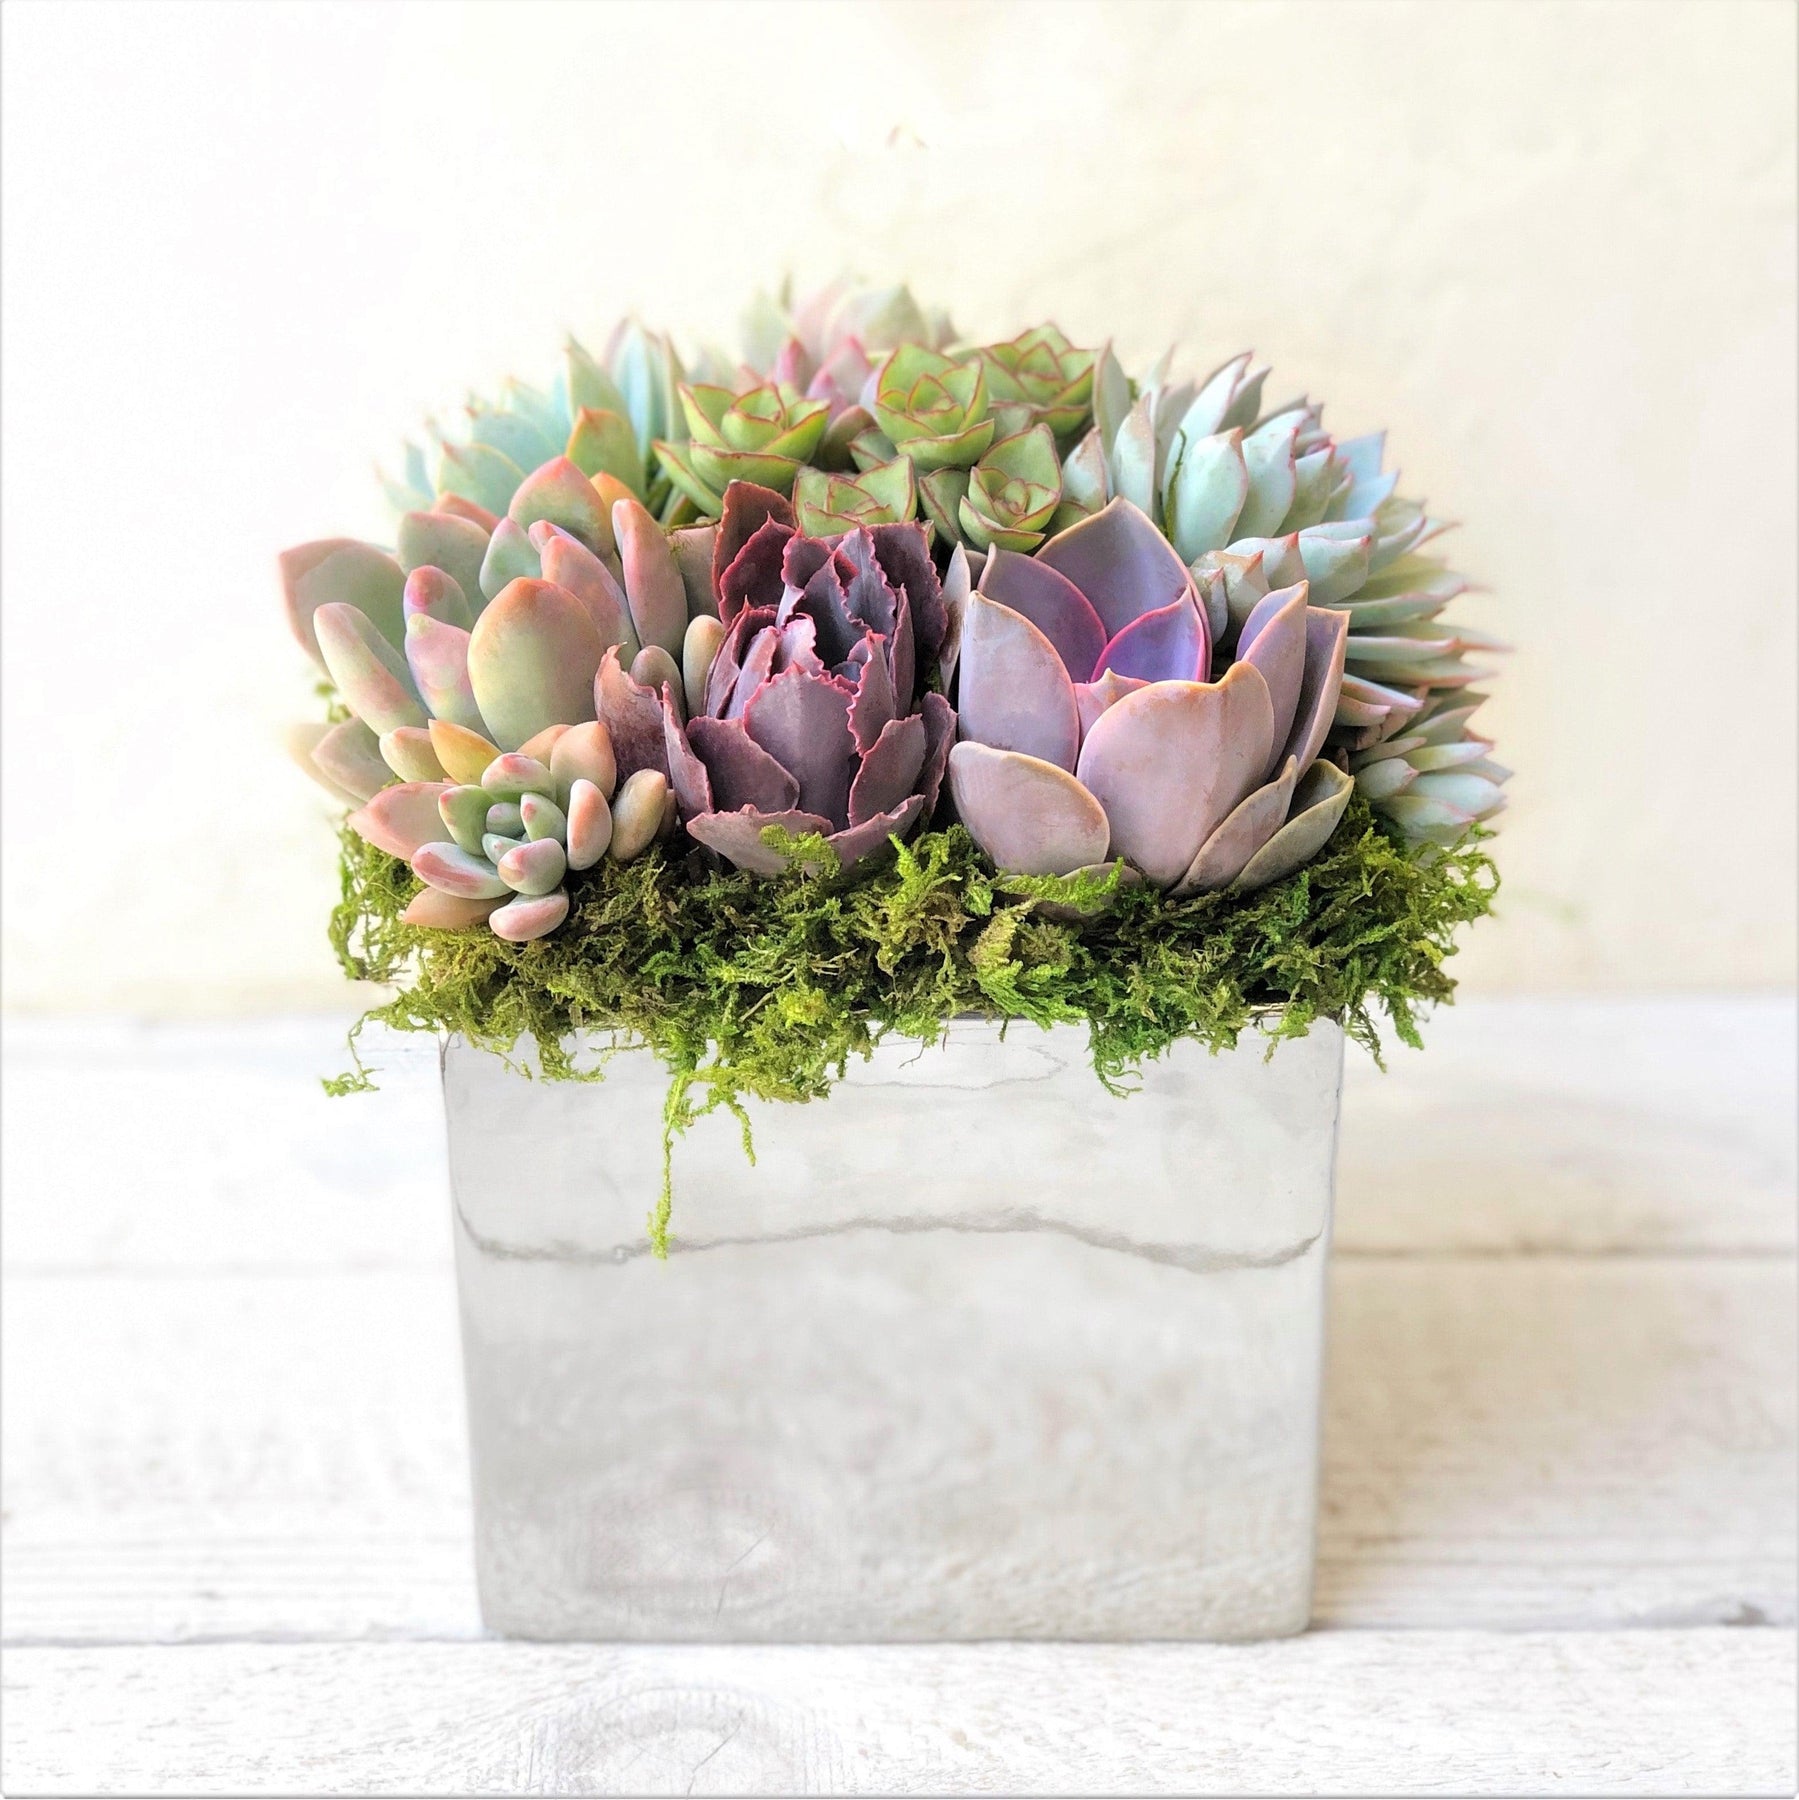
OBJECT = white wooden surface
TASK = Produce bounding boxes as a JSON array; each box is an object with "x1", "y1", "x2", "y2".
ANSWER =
[{"x1": 2, "y1": 998, "x2": 1795, "y2": 1795}]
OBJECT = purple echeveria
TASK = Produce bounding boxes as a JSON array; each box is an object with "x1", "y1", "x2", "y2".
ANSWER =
[
  {"x1": 597, "y1": 482, "x2": 955, "y2": 877},
  {"x1": 946, "y1": 497, "x2": 1352, "y2": 894}
]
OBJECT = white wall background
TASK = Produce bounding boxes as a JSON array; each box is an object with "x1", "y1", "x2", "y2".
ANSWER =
[{"x1": 3, "y1": 0, "x2": 1794, "y2": 1012}]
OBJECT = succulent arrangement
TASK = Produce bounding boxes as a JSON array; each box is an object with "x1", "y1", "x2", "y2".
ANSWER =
[{"x1": 291, "y1": 281, "x2": 1503, "y2": 1241}]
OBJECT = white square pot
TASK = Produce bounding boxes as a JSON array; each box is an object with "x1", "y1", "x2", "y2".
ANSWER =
[{"x1": 443, "y1": 1017, "x2": 1343, "y2": 1640}]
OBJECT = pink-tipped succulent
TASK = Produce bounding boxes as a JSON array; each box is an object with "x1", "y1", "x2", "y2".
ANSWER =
[
  {"x1": 593, "y1": 482, "x2": 956, "y2": 877},
  {"x1": 945, "y1": 497, "x2": 1351, "y2": 893},
  {"x1": 282, "y1": 466, "x2": 711, "y2": 938}
]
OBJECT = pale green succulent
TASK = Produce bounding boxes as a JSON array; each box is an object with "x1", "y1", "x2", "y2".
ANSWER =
[
  {"x1": 919, "y1": 423, "x2": 1064, "y2": 553},
  {"x1": 651, "y1": 382, "x2": 831, "y2": 514}
]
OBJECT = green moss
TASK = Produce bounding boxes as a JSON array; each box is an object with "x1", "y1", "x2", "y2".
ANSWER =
[{"x1": 328, "y1": 798, "x2": 1496, "y2": 1255}]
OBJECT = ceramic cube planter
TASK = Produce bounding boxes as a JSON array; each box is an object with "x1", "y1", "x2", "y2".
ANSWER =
[{"x1": 442, "y1": 1017, "x2": 1344, "y2": 1642}]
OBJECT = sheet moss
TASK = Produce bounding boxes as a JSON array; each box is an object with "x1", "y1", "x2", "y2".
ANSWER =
[{"x1": 328, "y1": 798, "x2": 1494, "y2": 1253}]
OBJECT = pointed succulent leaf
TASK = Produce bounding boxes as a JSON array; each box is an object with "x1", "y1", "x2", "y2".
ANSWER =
[
  {"x1": 507, "y1": 456, "x2": 614, "y2": 556},
  {"x1": 466, "y1": 579, "x2": 603, "y2": 751},
  {"x1": 1166, "y1": 428, "x2": 1249, "y2": 561},
  {"x1": 1232, "y1": 414, "x2": 1300, "y2": 540},
  {"x1": 947, "y1": 742, "x2": 1111, "y2": 877},
  {"x1": 917, "y1": 466, "x2": 971, "y2": 543},
  {"x1": 1235, "y1": 761, "x2": 1355, "y2": 890},
  {"x1": 1034, "y1": 495, "x2": 1193, "y2": 640},
  {"x1": 280, "y1": 540, "x2": 406, "y2": 664},
  {"x1": 564, "y1": 408, "x2": 644, "y2": 500},
  {"x1": 489, "y1": 889, "x2": 570, "y2": 943},
  {"x1": 1092, "y1": 596, "x2": 1208, "y2": 685},
  {"x1": 792, "y1": 458, "x2": 917, "y2": 536},
  {"x1": 315, "y1": 602, "x2": 426, "y2": 735},
  {"x1": 478, "y1": 516, "x2": 543, "y2": 603},
  {"x1": 1175, "y1": 757, "x2": 1300, "y2": 895},
  {"x1": 428, "y1": 719, "x2": 500, "y2": 786},
  {"x1": 1295, "y1": 527, "x2": 1373, "y2": 604},
  {"x1": 1236, "y1": 584, "x2": 1310, "y2": 775},
  {"x1": 1074, "y1": 669, "x2": 1148, "y2": 738},
  {"x1": 650, "y1": 439, "x2": 724, "y2": 515},
  {"x1": 977, "y1": 547, "x2": 1107, "y2": 683},
  {"x1": 438, "y1": 785, "x2": 491, "y2": 856},
  {"x1": 466, "y1": 405, "x2": 559, "y2": 474},
  {"x1": 1356, "y1": 756, "x2": 1418, "y2": 801},
  {"x1": 613, "y1": 497, "x2": 687, "y2": 658},
  {"x1": 396, "y1": 514, "x2": 489, "y2": 617},
  {"x1": 1109, "y1": 393, "x2": 1158, "y2": 516},
  {"x1": 435, "y1": 441, "x2": 525, "y2": 518},
  {"x1": 349, "y1": 782, "x2": 453, "y2": 861},
  {"x1": 1074, "y1": 661, "x2": 1274, "y2": 887},
  {"x1": 956, "y1": 592, "x2": 1081, "y2": 771}
]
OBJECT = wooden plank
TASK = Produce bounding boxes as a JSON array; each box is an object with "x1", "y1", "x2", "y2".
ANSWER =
[
  {"x1": 5, "y1": 1000, "x2": 1792, "y2": 1275},
  {"x1": 5, "y1": 1260, "x2": 1790, "y2": 1643},
  {"x1": 3, "y1": 1634, "x2": 1793, "y2": 1796},
  {"x1": 1336, "y1": 996, "x2": 1798, "y2": 1255}
]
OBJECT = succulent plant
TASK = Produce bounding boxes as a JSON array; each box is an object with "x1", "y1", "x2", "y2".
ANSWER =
[
  {"x1": 282, "y1": 469, "x2": 712, "y2": 937},
  {"x1": 919, "y1": 423, "x2": 1066, "y2": 555},
  {"x1": 1051, "y1": 345, "x2": 1504, "y2": 840},
  {"x1": 593, "y1": 482, "x2": 955, "y2": 876},
  {"x1": 970, "y1": 325, "x2": 1097, "y2": 443},
  {"x1": 652, "y1": 382, "x2": 831, "y2": 515},
  {"x1": 379, "y1": 326, "x2": 692, "y2": 529},
  {"x1": 945, "y1": 497, "x2": 1352, "y2": 893}
]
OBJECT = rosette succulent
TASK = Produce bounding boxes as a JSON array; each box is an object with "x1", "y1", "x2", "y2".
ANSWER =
[
  {"x1": 383, "y1": 324, "x2": 690, "y2": 525},
  {"x1": 652, "y1": 382, "x2": 831, "y2": 515},
  {"x1": 1056, "y1": 344, "x2": 1506, "y2": 840},
  {"x1": 945, "y1": 497, "x2": 1351, "y2": 893},
  {"x1": 283, "y1": 471, "x2": 709, "y2": 938},
  {"x1": 592, "y1": 482, "x2": 956, "y2": 876}
]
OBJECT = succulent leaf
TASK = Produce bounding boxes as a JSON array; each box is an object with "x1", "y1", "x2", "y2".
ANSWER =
[{"x1": 466, "y1": 579, "x2": 604, "y2": 751}]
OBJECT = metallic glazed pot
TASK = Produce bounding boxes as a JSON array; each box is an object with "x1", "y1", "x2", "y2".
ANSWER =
[{"x1": 443, "y1": 1017, "x2": 1343, "y2": 1641}]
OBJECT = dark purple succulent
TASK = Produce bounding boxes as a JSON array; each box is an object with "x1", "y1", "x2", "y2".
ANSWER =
[{"x1": 596, "y1": 482, "x2": 955, "y2": 875}]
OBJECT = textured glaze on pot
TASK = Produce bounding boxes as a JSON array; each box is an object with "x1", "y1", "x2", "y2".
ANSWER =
[{"x1": 443, "y1": 1017, "x2": 1343, "y2": 1641}]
